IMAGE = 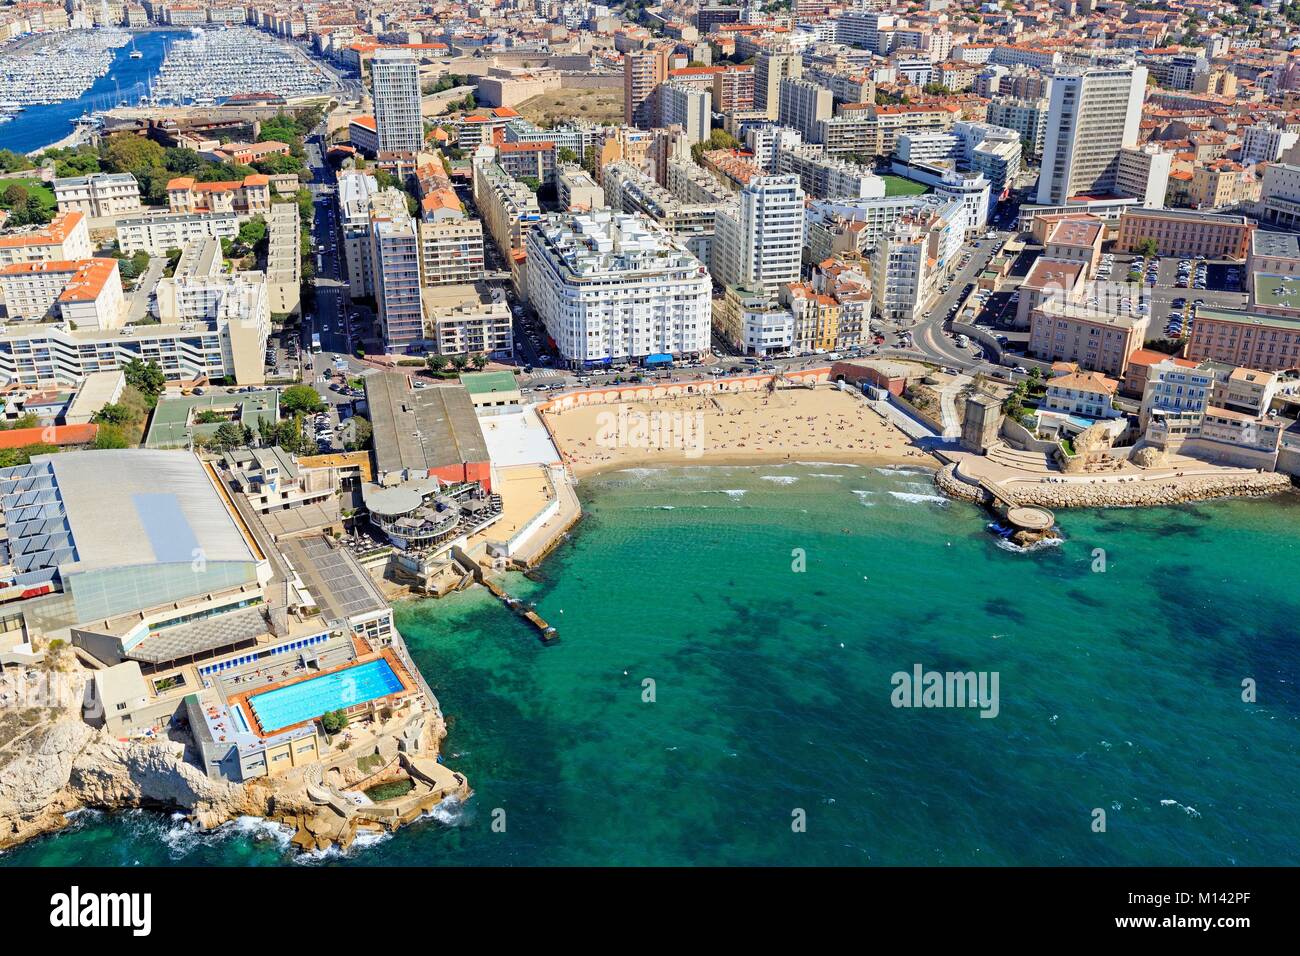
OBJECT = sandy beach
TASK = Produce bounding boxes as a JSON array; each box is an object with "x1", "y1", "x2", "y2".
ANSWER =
[{"x1": 543, "y1": 386, "x2": 933, "y2": 477}]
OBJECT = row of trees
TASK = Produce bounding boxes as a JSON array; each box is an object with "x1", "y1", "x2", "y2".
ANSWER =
[{"x1": 426, "y1": 352, "x2": 490, "y2": 376}]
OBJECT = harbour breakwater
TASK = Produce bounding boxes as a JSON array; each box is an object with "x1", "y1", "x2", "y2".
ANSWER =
[{"x1": 935, "y1": 462, "x2": 1293, "y2": 509}]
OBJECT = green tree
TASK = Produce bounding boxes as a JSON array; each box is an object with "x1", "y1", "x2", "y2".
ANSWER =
[
  {"x1": 1134, "y1": 238, "x2": 1159, "y2": 258},
  {"x1": 122, "y1": 359, "x2": 166, "y2": 404},
  {"x1": 320, "y1": 710, "x2": 349, "y2": 734},
  {"x1": 470, "y1": 353, "x2": 489, "y2": 370},
  {"x1": 0, "y1": 149, "x2": 35, "y2": 173},
  {"x1": 91, "y1": 403, "x2": 132, "y2": 426},
  {"x1": 256, "y1": 414, "x2": 277, "y2": 447},
  {"x1": 450, "y1": 353, "x2": 470, "y2": 372},
  {"x1": 557, "y1": 147, "x2": 578, "y2": 165},
  {"x1": 1, "y1": 183, "x2": 29, "y2": 209},
  {"x1": 238, "y1": 217, "x2": 267, "y2": 247},
  {"x1": 280, "y1": 384, "x2": 325, "y2": 416},
  {"x1": 162, "y1": 147, "x2": 203, "y2": 174},
  {"x1": 344, "y1": 415, "x2": 372, "y2": 452},
  {"x1": 211, "y1": 421, "x2": 252, "y2": 450},
  {"x1": 426, "y1": 354, "x2": 449, "y2": 375},
  {"x1": 101, "y1": 133, "x2": 165, "y2": 176},
  {"x1": 91, "y1": 424, "x2": 130, "y2": 449}
]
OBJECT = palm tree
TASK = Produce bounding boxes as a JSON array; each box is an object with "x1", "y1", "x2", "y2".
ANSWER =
[
  {"x1": 450, "y1": 353, "x2": 470, "y2": 372},
  {"x1": 471, "y1": 352, "x2": 489, "y2": 370},
  {"x1": 426, "y1": 354, "x2": 448, "y2": 375}
]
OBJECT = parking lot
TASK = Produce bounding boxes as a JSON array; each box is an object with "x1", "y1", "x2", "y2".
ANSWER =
[{"x1": 265, "y1": 326, "x2": 303, "y2": 382}]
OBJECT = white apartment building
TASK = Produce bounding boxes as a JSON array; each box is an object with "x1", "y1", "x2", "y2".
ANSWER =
[
  {"x1": 776, "y1": 145, "x2": 885, "y2": 200},
  {"x1": 986, "y1": 97, "x2": 1050, "y2": 159},
  {"x1": 872, "y1": 222, "x2": 931, "y2": 324},
  {"x1": 525, "y1": 211, "x2": 711, "y2": 368},
  {"x1": 1255, "y1": 162, "x2": 1300, "y2": 229},
  {"x1": 0, "y1": 212, "x2": 93, "y2": 267},
  {"x1": 835, "y1": 11, "x2": 897, "y2": 55},
  {"x1": 418, "y1": 217, "x2": 486, "y2": 287},
  {"x1": 1140, "y1": 357, "x2": 1221, "y2": 425},
  {"x1": 264, "y1": 202, "x2": 300, "y2": 316},
  {"x1": 658, "y1": 81, "x2": 711, "y2": 146},
  {"x1": 711, "y1": 175, "x2": 806, "y2": 296},
  {"x1": 896, "y1": 130, "x2": 961, "y2": 164},
  {"x1": 0, "y1": 318, "x2": 267, "y2": 390},
  {"x1": 368, "y1": 189, "x2": 423, "y2": 351},
  {"x1": 712, "y1": 283, "x2": 794, "y2": 356},
  {"x1": 1241, "y1": 124, "x2": 1300, "y2": 168},
  {"x1": 1115, "y1": 144, "x2": 1173, "y2": 209},
  {"x1": 778, "y1": 78, "x2": 834, "y2": 143},
  {"x1": 337, "y1": 169, "x2": 380, "y2": 297},
  {"x1": 605, "y1": 163, "x2": 716, "y2": 266},
  {"x1": 1036, "y1": 64, "x2": 1147, "y2": 205},
  {"x1": 744, "y1": 124, "x2": 804, "y2": 173},
  {"x1": 0, "y1": 258, "x2": 125, "y2": 329},
  {"x1": 370, "y1": 49, "x2": 423, "y2": 156},
  {"x1": 115, "y1": 211, "x2": 239, "y2": 255},
  {"x1": 53, "y1": 173, "x2": 142, "y2": 218},
  {"x1": 472, "y1": 158, "x2": 543, "y2": 263},
  {"x1": 421, "y1": 282, "x2": 513, "y2": 357}
]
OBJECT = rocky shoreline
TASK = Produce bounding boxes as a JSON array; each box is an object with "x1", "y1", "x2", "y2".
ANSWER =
[
  {"x1": 0, "y1": 666, "x2": 468, "y2": 856},
  {"x1": 935, "y1": 463, "x2": 1294, "y2": 509}
]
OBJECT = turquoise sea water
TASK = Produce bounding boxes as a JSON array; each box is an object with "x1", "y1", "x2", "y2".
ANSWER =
[{"x1": 3, "y1": 463, "x2": 1299, "y2": 866}]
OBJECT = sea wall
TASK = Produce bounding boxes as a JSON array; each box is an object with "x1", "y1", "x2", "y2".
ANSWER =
[
  {"x1": 935, "y1": 462, "x2": 1293, "y2": 509},
  {"x1": 538, "y1": 369, "x2": 832, "y2": 413}
]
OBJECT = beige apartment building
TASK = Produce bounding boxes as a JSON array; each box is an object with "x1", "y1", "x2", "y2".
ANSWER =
[
  {"x1": 420, "y1": 283, "x2": 513, "y2": 358},
  {"x1": 53, "y1": 173, "x2": 142, "y2": 218},
  {"x1": 1184, "y1": 307, "x2": 1300, "y2": 372},
  {"x1": 1015, "y1": 257, "x2": 1088, "y2": 329},
  {"x1": 0, "y1": 212, "x2": 93, "y2": 267},
  {"x1": 624, "y1": 46, "x2": 669, "y2": 127},
  {"x1": 1029, "y1": 302, "x2": 1150, "y2": 377},
  {"x1": 1115, "y1": 207, "x2": 1254, "y2": 260}
]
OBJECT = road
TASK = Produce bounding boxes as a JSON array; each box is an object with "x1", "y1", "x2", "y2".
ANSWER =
[
  {"x1": 302, "y1": 121, "x2": 359, "y2": 382},
  {"x1": 125, "y1": 254, "x2": 166, "y2": 324},
  {"x1": 907, "y1": 233, "x2": 1006, "y2": 369}
]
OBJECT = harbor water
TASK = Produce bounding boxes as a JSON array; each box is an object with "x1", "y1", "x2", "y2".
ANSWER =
[
  {"x1": 2, "y1": 464, "x2": 1298, "y2": 866},
  {"x1": 0, "y1": 30, "x2": 176, "y2": 155}
]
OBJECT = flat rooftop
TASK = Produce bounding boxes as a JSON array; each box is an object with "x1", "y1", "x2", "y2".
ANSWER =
[
  {"x1": 278, "y1": 534, "x2": 389, "y2": 626},
  {"x1": 459, "y1": 369, "x2": 519, "y2": 397},
  {"x1": 1252, "y1": 273, "x2": 1300, "y2": 311},
  {"x1": 366, "y1": 372, "x2": 489, "y2": 477},
  {"x1": 1252, "y1": 231, "x2": 1300, "y2": 260},
  {"x1": 145, "y1": 389, "x2": 280, "y2": 449}
]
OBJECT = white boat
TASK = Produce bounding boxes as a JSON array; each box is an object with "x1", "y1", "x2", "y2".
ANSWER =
[{"x1": 129, "y1": 37, "x2": 142, "y2": 59}]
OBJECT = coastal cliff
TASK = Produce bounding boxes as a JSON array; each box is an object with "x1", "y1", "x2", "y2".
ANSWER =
[
  {"x1": 0, "y1": 712, "x2": 281, "y2": 852},
  {"x1": 0, "y1": 666, "x2": 467, "y2": 855}
]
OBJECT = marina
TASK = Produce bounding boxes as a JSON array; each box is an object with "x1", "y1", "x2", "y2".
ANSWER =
[
  {"x1": 149, "y1": 27, "x2": 340, "y2": 106},
  {"x1": 0, "y1": 28, "x2": 130, "y2": 106},
  {"x1": 0, "y1": 29, "x2": 177, "y2": 154}
]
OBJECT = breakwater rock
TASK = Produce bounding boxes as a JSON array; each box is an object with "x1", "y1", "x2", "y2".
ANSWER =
[{"x1": 936, "y1": 463, "x2": 1293, "y2": 509}]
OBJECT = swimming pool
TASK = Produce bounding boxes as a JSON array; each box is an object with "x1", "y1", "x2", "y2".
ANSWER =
[{"x1": 247, "y1": 659, "x2": 404, "y2": 733}]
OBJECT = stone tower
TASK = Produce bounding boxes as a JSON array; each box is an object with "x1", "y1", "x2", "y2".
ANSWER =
[{"x1": 961, "y1": 392, "x2": 1004, "y2": 453}]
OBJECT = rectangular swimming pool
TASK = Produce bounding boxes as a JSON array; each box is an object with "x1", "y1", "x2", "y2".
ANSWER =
[{"x1": 247, "y1": 659, "x2": 404, "y2": 733}]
